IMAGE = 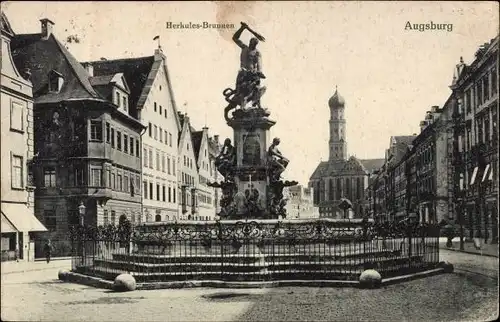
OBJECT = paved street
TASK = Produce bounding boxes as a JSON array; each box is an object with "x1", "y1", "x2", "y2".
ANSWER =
[{"x1": 1, "y1": 250, "x2": 498, "y2": 322}]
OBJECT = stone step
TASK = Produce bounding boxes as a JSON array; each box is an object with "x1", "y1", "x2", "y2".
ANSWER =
[
  {"x1": 109, "y1": 249, "x2": 404, "y2": 263},
  {"x1": 90, "y1": 255, "x2": 424, "y2": 275}
]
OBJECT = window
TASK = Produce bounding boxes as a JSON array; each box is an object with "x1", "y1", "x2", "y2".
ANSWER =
[
  {"x1": 149, "y1": 182, "x2": 153, "y2": 199},
  {"x1": 124, "y1": 175, "x2": 129, "y2": 193},
  {"x1": 148, "y1": 122, "x2": 152, "y2": 137},
  {"x1": 10, "y1": 101, "x2": 24, "y2": 132},
  {"x1": 162, "y1": 185, "x2": 166, "y2": 201},
  {"x1": 165, "y1": 107, "x2": 167, "y2": 118},
  {"x1": 117, "y1": 174, "x2": 122, "y2": 191},
  {"x1": 159, "y1": 127, "x2": 163, "y2": 142},
  {"x1": 168, "y1": 186, "x2": 172, "y2": 203},
  {"x1": 11, "y1": 155, "x2": 23, "y2": 189},
  {"x1": 103, "y1": 210, "x2": 109, "y2": 225},
  {"x1": 105, "y1": 123, "x2": 111, "y2": 143},
  {"x1": 143, "y1": 148, "x2": 148, "y2": 167},
  {"x1": 154, "y1": 102, "x2": 157, "y2": 112},
  {"x1": 156, "y1": 151, "x2": 160, "y2": 170},
  {"x1": 111, "y1": 128, "x2": 115, "y2": 148},
  {"x1": 155, "y1": 214, "x2": 161, "y2": 222},
  {"x1": 483, "y1": 75, "x2": 489, "y2": 101},
  {"x1": 149, "y1": 149, "x2": 153, "y2": 168},
  {"x1": 173, "y1": 188, "x2": 176, "y2": 203},
  {"x1": 160, "y1": 106, "x2": 162, "y2": 115},
  {"x1": 136, "y1": 175, "x2": 141, "y2": 194},
  {"x1": 161, "y1": 153, "x2": 166, "y2": 172},
  {"x1": 143, "y1": 180, "x2": 148, "y2": 199},
  {"x1": 156, "y1": 183, "x2": 160, "y2": 200},
  {"x1": 136, "y1": 140, "x2": 140, "y2": 158},
  {"x1": 75, "y1": 166, "x2": 85, "y2": 186},
  {"x1": 112, "y1": 173, "x2": 116, "y2": 189},
  {"x1": 130, "y1": 137, "x2": 134, "y2": 156},
  {"x1": 123, "y1": 96, "x2": 128, "y2": 111},
  {"x1": 116, "y1": 92, "x2": 121, "y2": 106},
  {"x1": 154, "y1": 125, "x2": 158, "y2": 140},
  {"x1": 44, "y1": 167, "x2": 56, "y2": 187},
  {"x1": 111, "y1": 211, "x2": 116, "y2": 225},
  {"x1": 49, "y1": 72, "x2": 62, "y2": 92},
  {"x1": 173, "y1": 159, "x2": 176, "y2": 173},
  {"x1": 90, "y1": 120, "x2": 103, "y2": 141},
  {"x1": 107, "y1": 169, "x2": 111, "y2": 188},
  {"x1": 169, "y1": 133, "x2": 172, "y2": 147},
  {"x1": 167, "y1": 157, "x2": 171, "y2": 175},
  {"x1": 492, "y1": 66, "x2": 498, "y2": 95},
  {"x1": 165, "y1": 131, "x2": 168, "y2": 145},
  {"x1": 116, "y1": 131, "x2": 122, "y2": 150},
  {"x1": 44, "y1": 210, "x2": 57, "y2": 231},
  {"x1": 124, "y1": 135, "x2": 128, "y2": 153}
]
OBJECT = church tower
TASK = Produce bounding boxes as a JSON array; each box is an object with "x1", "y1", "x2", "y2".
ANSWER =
[{"x1": 328, "y1": 87, "x2": 347, "y2": 160}]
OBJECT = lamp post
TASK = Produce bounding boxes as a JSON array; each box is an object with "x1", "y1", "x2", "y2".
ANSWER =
[
  {"x1": 78, "y1": 202, "x2": 86, "y2": 266},
  {"x1": 78, "y1": 202, "x2": 86, "y2": 226}
]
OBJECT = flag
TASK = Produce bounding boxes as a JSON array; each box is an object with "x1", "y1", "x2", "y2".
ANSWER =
[{"x1": 153, "y1": 35, "x2": 160, "y2": 41}]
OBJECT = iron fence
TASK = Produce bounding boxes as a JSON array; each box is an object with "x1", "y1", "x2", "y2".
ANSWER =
[{"x1": 69, "y1": 219, "x2": 440, "y2": 283}]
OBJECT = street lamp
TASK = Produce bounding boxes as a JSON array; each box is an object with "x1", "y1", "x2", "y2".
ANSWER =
[
  {"x1": 78, "y1": 201, "x2": 86, "y2": 267},
  {"x1": 78, "y1": 202, "x2": 86, "y2": 226}
]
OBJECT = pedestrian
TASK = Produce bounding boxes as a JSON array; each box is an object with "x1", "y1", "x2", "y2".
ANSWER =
[{"x1": 44, "y1": 239, "x2": 52, "y2": 264}]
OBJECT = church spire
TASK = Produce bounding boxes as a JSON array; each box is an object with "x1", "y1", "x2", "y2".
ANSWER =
[{"x1": 328, "y1": 87, "x2": 347, "y2": 161}]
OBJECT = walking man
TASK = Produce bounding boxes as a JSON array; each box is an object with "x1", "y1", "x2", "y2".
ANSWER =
[{"x1": 44, "y1": 239, "x2": 52, "y2": 264}]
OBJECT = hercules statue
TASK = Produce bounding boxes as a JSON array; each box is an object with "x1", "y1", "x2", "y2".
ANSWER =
[{"x1": 223, "y1": 22, "x2": 267, "y2": 119}]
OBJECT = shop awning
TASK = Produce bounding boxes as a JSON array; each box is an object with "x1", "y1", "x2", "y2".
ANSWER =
[
  {"x1": 0, "y1": 203, "x2": 47, "y2": 233},
  {"x1": 1, "y1": 213, "x2": 17, "y2": 233}
]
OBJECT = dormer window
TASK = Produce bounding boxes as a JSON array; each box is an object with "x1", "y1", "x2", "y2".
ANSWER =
[
  {"x1": 123, "y1": 96, "x2": 128, "y2": 112},
  {"x1": 48, "y1": 70, "x2": 64, "y2": 92},
  {"x1": 116, "y1": 91, "x2": 121, "y2": 107}
]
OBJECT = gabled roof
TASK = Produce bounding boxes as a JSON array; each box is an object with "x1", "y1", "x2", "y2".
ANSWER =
[
  {"x1": 1, "y1": 11, "x2": 15, "y2": 36},
  {"x1": 191, "y1": 130, "x2": 203, "y2": 163},
  {"x1": 389, "y1": 135, "x2": 417, "y2": 166},
  {"x1": 359, "y1": 158, "x2": 385, "y2": 173},
  {"x1": 85, "y1": 51, "x2": 181, "y2": 131},
  {"x1": 84, "y1": 56, "x2": 154, "y2": 115},
  {"x1": 89, "y1": 74, "x2": 114, "y2": 86},
  {"x1": 11, "y1": 33, "x2": 100, "y2": 104},
  {"x1": 309, "y1": 156, "x2": 366, "y2": 180}
]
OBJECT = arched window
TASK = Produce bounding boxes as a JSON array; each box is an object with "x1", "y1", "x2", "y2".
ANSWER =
[
  {"x1": 336, "y1": 178, "x2": 342, "y2": 200},
  {"x1": 188, "y1": 215, "x2": 192, "y2": 220},
  {"x1": 166, "y1": 215, "x2": 170, "y2": 221},
  {"x1": 329, "y1": 178, "x2": 334, "y2": 200},
  {"x1": 155, "y1": 214, "x2": 161, "y2": 222}
]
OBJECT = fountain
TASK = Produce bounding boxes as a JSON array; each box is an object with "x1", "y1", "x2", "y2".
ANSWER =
[
  {"x1": 208, "y1": 21, "x2": 298, "y2": 220},
  {"x1": 68, "y1": 23, "x2": 442, "y2": 286}
]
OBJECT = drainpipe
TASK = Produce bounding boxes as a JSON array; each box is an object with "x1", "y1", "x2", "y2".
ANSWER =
[{"x1": 139, "y1": 125, "x2": 147, "y2": 223}]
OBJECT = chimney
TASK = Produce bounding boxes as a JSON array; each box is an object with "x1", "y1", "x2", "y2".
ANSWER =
[
  {"x1": 40, "y1": 18, "x2": 55, "y2": 40},
  {"x1": 82, "y1": 63, "x2": 93, "y2": 77},
  {"x1": 420, "y1": 120, "x2": 428, "y2": 132},
  {"x1": 154, "y1": 48, "x2": 165, "y2": 61}
]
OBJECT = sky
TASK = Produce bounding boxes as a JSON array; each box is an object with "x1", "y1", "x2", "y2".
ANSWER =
[{"x1": 3, "y1": 1, "x2": 498, "y2": 186}]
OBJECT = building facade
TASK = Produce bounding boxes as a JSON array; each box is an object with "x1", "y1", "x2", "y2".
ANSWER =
[
  {"x1": 1, "y1": 12, "x2": 47, "y2": 262},
  {"x1": 11, "y1": 18, "x2": 144, "y2": 242},
  {"x1": 88, "y1": 48, "x2": 182, "y2": 223},
  {"x1": 284, "y1": 185, "x2": 319, "y2": 219},
  {"x1": 309, "y1": 88, "x2": 383, "y2": 218},
  {"x1": 450, "y1": 36, "x2": 498, "y2": 243}
]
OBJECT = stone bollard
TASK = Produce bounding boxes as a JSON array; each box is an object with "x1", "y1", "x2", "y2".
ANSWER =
[
  {"x1": 58, "y1": 269, "x2": 70, "y2": 281},
  {"x1": 359, "y1": 269, "x2": 382, "y2": 289},
  {"x1": 438, "y1": 261, "x2": 454, "y2": 273},
  {"x1": 113, "y1": 274, "x2": 137, "y2": 292}
]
